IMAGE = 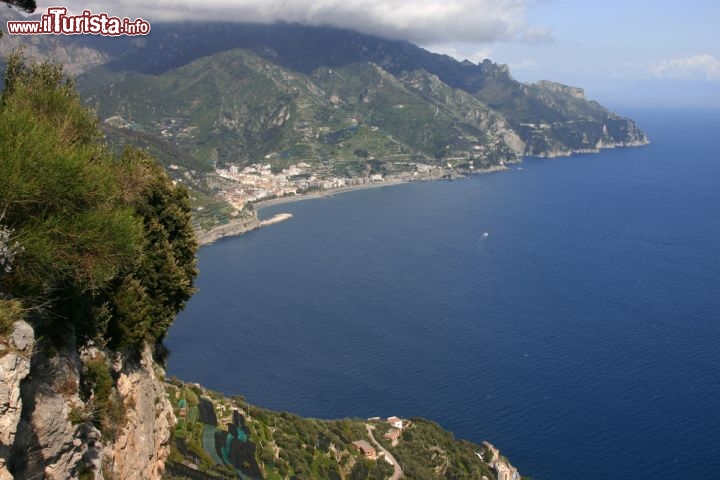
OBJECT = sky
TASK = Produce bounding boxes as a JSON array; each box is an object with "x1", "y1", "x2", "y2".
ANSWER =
[{"x1": 43, "y1": 0, "x2": 720, "y2": 106}]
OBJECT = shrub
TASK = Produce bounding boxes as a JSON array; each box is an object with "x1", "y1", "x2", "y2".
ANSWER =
[
  {"x1": 0, "y1": 299, "x2": 22, "y2": 336},
  {"x1": 79, "y1": 357, "x2": 124, "y2": 436},
  {"x1": 0, "y1": 54, "x2": 197, "y2": 348},
  {"x1": 68, "y1": 405, "x2": 84, "y2": 425},
  {"x1": 0, "y1": 53, "x2": 141, "y2": 339}
]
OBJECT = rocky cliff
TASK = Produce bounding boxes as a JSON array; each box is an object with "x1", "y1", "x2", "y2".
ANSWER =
[
  {"x1": 109, "y1": 346, "x2": 175, "y2": 480},
  {"x1": 0, "y1": 321, "x2": 33, "y2": 480},
  {"x1": 195, "y1": 214, "x2": 261, "y2": 246},
  {"x1": 0, "y1": 320, "x2": 174, "y2": 480}
]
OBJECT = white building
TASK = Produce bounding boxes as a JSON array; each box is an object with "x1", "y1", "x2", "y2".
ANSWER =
[{"x1": 386, "y1": 416, "x2": 404, "y2": 429}]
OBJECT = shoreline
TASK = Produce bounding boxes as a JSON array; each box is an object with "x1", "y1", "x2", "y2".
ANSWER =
[
  {"x1": 194, "y1": 165, "x2": 508, "y2": 246},
  {"x1": 255, "y1": 177, "x2": 414, "y2": 211},
  {"x1": 194, "y1": 139, "x2": 647, "y2": 246},
  {"x1": 255, "y1": 163, "x2": 511, "y2": 212}
]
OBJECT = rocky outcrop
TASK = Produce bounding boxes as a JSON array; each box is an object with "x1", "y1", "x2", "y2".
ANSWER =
[
  {"x1": 0, "y1": 320, "x2": 34, "y2": 480},
  {"x1": 1, "y1": 320, "x2": 175, "y2": 480},
  {"x1": 109, "y1": 346, "x2": 175, "y2": 480},
  {"x1": 195, "y1": 215, "x2": 261, "y2": 246},
  {"x1": 10, "y1": 338, "x2": 103, "y2": 480},
  {"x1": 535, "y1": 80, "x2": 585, "y2": 99},
  {"x1": 482, "y1": 441, "x2": 520, "y2": 480}
]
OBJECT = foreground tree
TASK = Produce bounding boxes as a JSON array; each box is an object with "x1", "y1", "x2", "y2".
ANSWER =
[
  {"x1": 0, "y1": 53, "x2": 197, "y2": 347},
  {"x1": 107, "y1": 147, "x2": 198, "y2": 347}
]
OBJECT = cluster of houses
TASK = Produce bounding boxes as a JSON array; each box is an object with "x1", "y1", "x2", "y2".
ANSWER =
[
  {"x1": 216, "y1": 162, "x2": 387, "y2": 210},
  {"x1": 351, "y1": 416, "x2": 410, "y2": 461},
  {"x1": 217, "y1": 163, "x2": 303, "y2": 209},
  {"x1": 380, "y1": 416, "x2": 406, "y2": 447}
]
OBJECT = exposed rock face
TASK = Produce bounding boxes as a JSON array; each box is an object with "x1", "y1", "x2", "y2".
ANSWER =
[
  {"x1": 109, "y1": 346, "x2": 175, "y2": 480},
  {"x1": 11, "y1": 338, "x2": 100, "y2": 480},
  {"x1": 536, "y1": 80, "x2": 585, "y2": 99},
  {"x1": 15, "y1": 393, "x2": 94, "y2": 480},
  {"x1": 0, "y1": 321, "x2": 174, "y2": 480},
  {"x1": 0, "y1": 321, "x2": 34, "y2": 480},
  {"x1": 482, "y1": 441, "x2": 521, "y2": 480}
]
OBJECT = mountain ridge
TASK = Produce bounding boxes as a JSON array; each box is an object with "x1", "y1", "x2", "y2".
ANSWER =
[{"x1": 0, "y1": 13, "x2": 648, "y2": 165}]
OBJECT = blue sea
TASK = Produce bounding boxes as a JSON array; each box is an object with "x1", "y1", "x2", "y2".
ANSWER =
[{"x1": 165, "y1": 108, "x2": 720, "y2": 479}]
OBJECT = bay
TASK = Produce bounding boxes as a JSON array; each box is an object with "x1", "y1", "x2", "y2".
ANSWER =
[{"x1": 165, "y1": 107, "x2": 720, "y2": 479}]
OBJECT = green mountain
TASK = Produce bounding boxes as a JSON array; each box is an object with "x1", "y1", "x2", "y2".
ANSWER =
[
  {"x1": 77, "y1": 48, "x2": 522, "y2": 177},
  {"x1": 62, "y1": 22, "x2": 647, "y2": 173}
]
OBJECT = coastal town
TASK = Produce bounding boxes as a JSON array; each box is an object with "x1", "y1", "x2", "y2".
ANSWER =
[
  {"x1": 191, "y1": 159, "x2": 514, "y2": 245},
  {"x1": 214, "y1": 159, "x2": 506, "y2": 212},
  {"x1": 216, "y1": 162, "x2": 440, "y2": 211}
]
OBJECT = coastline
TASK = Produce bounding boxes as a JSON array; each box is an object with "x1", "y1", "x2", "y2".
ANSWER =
[
  {"x1": 195, "y1": 216, "x2": 261, "y2": 246},
  {"x1": 255, "y1": 176, "x2": 414, "y2": 210},
  {"x1": 193, "y1": 139, "x2": 647, "y2": 247},
  {"x1": 194, "y1": 166, "x2": 508, "y2": 246},
  {"x1": 255, "y1": 163, "x2": 512, "y2": 211}
]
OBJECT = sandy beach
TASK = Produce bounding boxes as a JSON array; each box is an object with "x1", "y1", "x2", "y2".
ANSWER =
[
  {"x1": 255, "y1": 164, "x2": 513, "y2": 211},
  {"x1": 254, "y1": 177, "x2": 411, "y2": 210}
]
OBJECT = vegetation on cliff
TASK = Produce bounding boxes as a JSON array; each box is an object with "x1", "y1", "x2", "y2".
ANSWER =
[
  {"x1": 164, "y1": 380, "x2": 528, "y2": 480},
  {"x1": 0, "y1": 53, "x2": 198, "y2": 349},
  {"x1": 0, "y1": 54, "x2": 197, "y2": 477}
]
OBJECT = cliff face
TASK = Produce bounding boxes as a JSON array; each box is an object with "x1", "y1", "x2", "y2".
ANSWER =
[
  {"x1": 0, "y1": 321, "x2": 34, "y2": 480},
  {"x1": 535, "y1": 80, "x2": 585, "y2": 99},
  {"x1": 482, "y1": 441, "x2": 521, "y2": 480},
  {"x1": 0, "y1": 321, "x2": 174, "y2": 480},
  {"x1": 109, "y1": 346, "x2": 175, "y2": 480}
]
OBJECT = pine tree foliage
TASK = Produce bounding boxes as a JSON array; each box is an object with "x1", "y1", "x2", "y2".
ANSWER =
[
  {"x1": 108, "y1": 147, "x2": 198, "y2": 347},
  {"x1": 0, "y1": 53, "x2": 198, "y2": 347},
  {"x1": 0, "y1": 53, "x2": 141, "y2": 299}
]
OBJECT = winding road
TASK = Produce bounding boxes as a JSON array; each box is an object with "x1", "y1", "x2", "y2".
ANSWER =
[{"x1": 365, "y1": 424, "x2": 403, "y2": 480}]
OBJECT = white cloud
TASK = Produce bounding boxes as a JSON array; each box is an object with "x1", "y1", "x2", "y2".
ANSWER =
[
  {"x1": 519, "y1": 26, "x2": 553, "y2": 44},
  {"x1": 467, "y1": 48, "x2": 496, "y2": 64},
  {"x1": 49, "y1": 0, "x2": 545, "y2": 45},
  {"x1": 649, "y1": 54, "x2": 720, "y2": 81},
  {"x1": 424, "y1": 44, "x2": 494, "y2": 63}
]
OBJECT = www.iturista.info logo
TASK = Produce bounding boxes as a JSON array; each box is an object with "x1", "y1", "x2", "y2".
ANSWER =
[{"x1": 6, "y1": 7, "x2": 150, "y2": 36}]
